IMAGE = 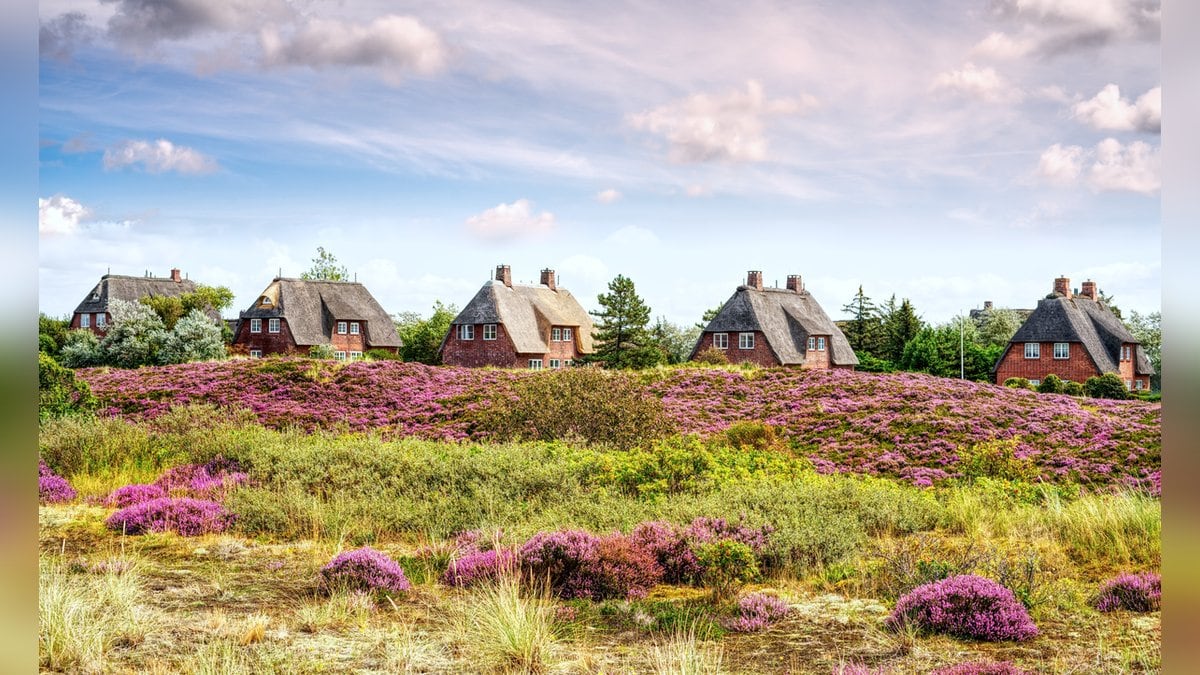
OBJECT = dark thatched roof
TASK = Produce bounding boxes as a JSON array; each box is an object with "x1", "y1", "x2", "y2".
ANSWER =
[
  {"x1": 447, "y1": 280, "x2": 595, "y2": 355},
  {"x1": 696, "y1": 285, "x2": 859, "y2": 366},
  {"x1": 238, "y1": 277, "x2": 401, "y2": 348},
  {"x1": 73, "y1": 274, "x2": 220, "y2": 322},
  {"x1": 1002, "y1": 295, "x2": 1153, "y2": 375}
]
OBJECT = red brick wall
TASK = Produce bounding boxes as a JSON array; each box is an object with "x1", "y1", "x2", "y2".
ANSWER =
[
  {"x1": 330, "y1": 322, "x2": 366, "y2": 353},
  {"x1": 231, "y1": 317, "x2": 301, "y2": 356},
  {"x1": 71, "y1": 312, "x2": 110, "y2": 336},
  {"x1": 994, "y1": 341, "x2": 1100, "y2": 384},
  {"x1": 442, "y1": 323, "x2": 521, "y2": 367},
  {"x1": 801, "y1": 336, "x2": 831, "y2": 369},
  {"x1": 545, "y1": 327, "x2": 581, "y2": 362},
  {"x1": 693, "y1": 330, "x2": 780, "y2": 367}
]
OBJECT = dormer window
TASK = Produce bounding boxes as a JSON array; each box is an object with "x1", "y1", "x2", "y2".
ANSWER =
[
  {"x1": 337, "y1": 321, "x2": 348, "y2": 334},
  {"x1": 260, "y1": 296, "x2": 273, "y2": 306},
  {"x1": 91, "y1": 292, "x2": 99, "y2": 302},
  {"x1": 350, "y1": 322, "x2": 360, "y2": 335}
]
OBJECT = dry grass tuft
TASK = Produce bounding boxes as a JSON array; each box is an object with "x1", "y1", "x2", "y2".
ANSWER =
[
  {"x1": 647, "y1": 624, "x2": 725, "y2": 675},
  {"x1": 450, "y1": 576, "x2": 561, "y2": 674},
  {"x1": 239, "y1": 613, "x2": 270, "y2": 645}
]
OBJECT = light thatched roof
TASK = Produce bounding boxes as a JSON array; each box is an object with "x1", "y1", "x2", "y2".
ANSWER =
[
  {"x1": 448, "y1": 280, "x2": 595, "y2": 354},
  {"x1": 73, "y1": 274, "x2": 220, "y2": 322},
  {"x1": 1004, "y1": 295, "x2": 1153, "y2": 375},
  {"x1": 697, "y1": 285, "x2": 859, "y2": 366},
  {"x1": 238, "y1": 278, "x2": 401, "y2": 348}
]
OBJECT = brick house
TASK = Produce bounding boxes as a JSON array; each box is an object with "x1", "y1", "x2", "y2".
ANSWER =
[
  {"x1": 231, "y1": 277, "x2": 401, "y2": 359},
  {"x1": 440, "y1": 265, "x2": 594, "y2": 369},
  {"x1": 70, "y1": 268, "x2": 216, "y2": 335},
  {"x1": 690, "y1": 270, "x2": 859, "y2": 369},
  {"x1": 992, "y1": 277, "x2": 1154, "y2": 391}
]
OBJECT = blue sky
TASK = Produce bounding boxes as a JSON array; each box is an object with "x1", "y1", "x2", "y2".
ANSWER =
[{"x1": 38, "y1": 0, "x2": 1161, "y2": 327}]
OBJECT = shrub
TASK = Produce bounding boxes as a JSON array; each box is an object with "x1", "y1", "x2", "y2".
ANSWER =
[
  {"x1": 320, "y1": 547, "x2": 412, "y2": 595},
  {"x1": 365, "y1": 348, "x2": 402, "y2": 361},
  {"x1": 308, "y1": 344, "x2": 335, "y2": 359},
  {"x1": 590, "y1": 534, "x2": 664, "y2": 600},
  {"x1": 39, "y1": 474, "x2": 77, "y2": 504},
  {"x1": 885, "y1": 575, "x2": 1037, "y2": 642},
  {"x1": 931, "y1": 662, "x2": 1030, "y2": 675},
  {"x1": 1093, "y1": 572, "x2": 1160, "y2": 612},
  {"x1": 105, "y1": 497, "x2": 233, "y2": 536},
  {"x1": 1062, "y1": 381, "x2": 1085, "y2": 396},
  {"x1": 1085, "y1": 373, "x2": 1128, "y2": 400},
  {"x1": 520, "y1": 529, "x2": 602, "y2": 599},
  {"x1": 1036, "y1": 374, "x2": 1063, "y2": 394},
  {"x1": 958, "y1": 438, "x2": 1038, "y2": 482},
  {"x1": 443, "y1": 549, "x2": 518, "y2": 588},
  {"x1": 692, "y1": 346, "x2": 729, "y2": 365},
  {"x1": 1002, "y1": 377, "x2": 1030, "y2": 389},
  {"x1": 724, "y1": 592, "x2": 790, "y2": 632},
  {"x1": 685, "y1": 516, "x2": 773, "y2": 555},
  {"x1": 723, "y1": 421, "x2": 782, "y2": 452},
  {"x1": 104, "y1": 483, "x2": 167, "y2": 508},
  {"x1": 39, "y1": 353, "x2": 97, "y2": 421},
  {"x1": 695, "y1": 540, "x2": 759, "y2": 603},
  {"x1": 630, "y1": 521, "x2": 702, "y2": 584}
]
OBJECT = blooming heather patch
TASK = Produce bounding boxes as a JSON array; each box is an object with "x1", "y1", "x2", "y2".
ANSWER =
[
  {"x1": 320, "y1": 546, "x2": 412, "y2": 595},
  {"x1": 630, "y1": 521, "x2": 702, "y2": 584},
  {"x1": 725, "y1": 592, "x2": 790, "y2": 632},
  {"x1": 105, "y1": 497, "x2": 233, "y2": 536},
  {"x1": 104, "y1": 483, "x2": 167, "y2": 508},
  {"x1": 590, "y1": 534, "x2": 663, "y2": 600},
  {"x1": 77, "y1": 361, "x2": 1160, "y2": 487},
  {"x1": 684, "y1": 516, "x2": 773, "y2": 554},
  {"x1": 155, "y1": 456, "x2": 248, "y2": 500},
  {"x1": 39, "y1": 474, "x2": 76, "y2": 504},
  {"x1": 519, "y1": 529, "x2": 602, "y2": 600},
  {"x1": 931, "y1": 662, "x2": 1031, "y2": 675},
  {"x1": 886, "y1": 575, "x2": 1038, "y2": 642},
  {"x1": 442, "y1": 549, "x2": 518, "y2": 587},
  {"x1": 1094, "y1": 572, "x2": 1161, "y2": 612}
]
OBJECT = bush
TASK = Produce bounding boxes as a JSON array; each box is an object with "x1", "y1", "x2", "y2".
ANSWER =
[
  {"x1": 692, "y1": 346, "x2": 729, "y2": 365},
  {"x1": 519, "y1": 529, "x2": 602, "y2": 599},
  {"x1": 854, "y1": 353, "x2": 897, "y2": 373},
  {"x1": 590, "y1": 534, "x2": 663, "y2": 600},
  {"x1": 958, "y1": 438, "x2": 1038, "y2": 482},
  {"x1": 155, "y1": 456, "x2": 248, "y2": 500},
  {"x1": 59, "y1": 330, "x2": 103, "y2": 368},
  {"x1": 1085, "y1": 373, "x2": 1128, "y2": 400},
  {"x1": 38, "y1": 353, "x2": 97, "y2": 421},
  {"x1": 39, "y1": 474, "x2": 77, "y2": 504},
  {"x1": 630, "y1": 521, "x2": 701, "y2": 584},
  {"x1": 105, "y1": 497, "x2": 233, "y2": 536},
  {"x1": 365, "y1": 348, "x2": 402, "y2": 361},
  {"x1": 1062, "y1": 381, "x2": 1085, "y2": 396},
  {"x1": 442, "y1": 549, "x2": 518, "y2": 588},
  {"x1": 320, "y1": 547, "x2": 412, "y2": 595},
  {"x1": 695, "y1": 540, "x2": 759, "y2": 603},
  {"x1": 724, "y1": 592, "x2": 790, "y2": 632},
  {"x1": 1036, "y1": 374, "x2": 1063, "y2": 394},
  {"x1": 885, "y1": 574, "x2": 1037, "y2": 642},
  {"x1": 723, "y1": 421, "x2": 782, "y2": 452},
  {"x1": 1093, "y1": 572, "x2": 1160, "y2": 612},
  {"x1": 308, "y1": 344, "x2": 335, "y2": 359},
  {"x1": 931, "y1": 662, "x2": 1030, "y2": 675},
  {"x1": 104, "y1": 483, "x2": 167, "y2": 508},
  {"x1": 1002, "y1": 377, "x2": 1030, "y2": 389}
]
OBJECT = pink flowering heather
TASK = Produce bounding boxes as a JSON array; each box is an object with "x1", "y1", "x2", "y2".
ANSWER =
[
  {"x1": 684, "y1": 516, "x2": 773, "y2": 554},
  {"x1": 155, "y1": 456, "x2": 248, "y2": 500},
  {"x1": 519, "y1": 529, "x2": 603, "y2": 600},
  {"x1": 105, "y1": 497, "x2": 233, "y2": 536},
  {"x1": 442, "y1": 548, "x2": 518, "y2": 587},
  {"x1": 931, "y1": 661, "x2": 1030, "y2": 675},
  {"x1": 832, "y1": 664, "x2": 889, "y2": 675},
  {"x1": 886, "y1": 575, "x2": 1038, "y2": 642},
  {"x1": 630, "y1": 520, "x2": 702, "y2": 584},
  {"x1": 39, "y1": 473, "x2": 76, "y2": 504},
  {"x1": 725, "y1": 592, "x2": 790, "y2": 632},
  {"x1": 1094, "y1": 572, "x2": 1161, "y2": 612},
  {"x1": 320, "y1": 546, "x2": 412, "y2": 595},
  {"x1": 590, "y1": 534, "x2": 663, "y2": 600},
  {"x1": 104, "y1": 483, "x2": 168, "y2": 508}
]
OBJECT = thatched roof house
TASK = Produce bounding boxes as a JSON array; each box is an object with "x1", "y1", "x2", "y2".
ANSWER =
[
  {"x1": 440, "y1": 265, "x2": 594, "y2": 369},
  {"x1": 691, "y1": 270, "x2": 858, "y2": 369},
  {"x1": 70, "y1": 268, "x2": 216, "y2": 333}
]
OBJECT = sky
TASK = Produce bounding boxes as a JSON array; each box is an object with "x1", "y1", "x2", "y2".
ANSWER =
[{"x1": 37, "y1": 0, "x2": 1161, "y2": 327}]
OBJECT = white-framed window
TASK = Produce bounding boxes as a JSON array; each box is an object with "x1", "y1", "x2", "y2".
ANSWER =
[
  {"x1": 349, "y1": 351, "x2": 362, "y2": 360},
  {"x1": 564, "y1": 360, "x2": 573, "y2": 367},
  {"x1": 249, "y1": 349, "x2": 262, "y2": 358},
  {"x1": 1121, "y1": 345, "x2": 1132, "y2": 361},
  {"x1": 1024, "y1": 343, "x2": 1040, "y2": 359},
  {"x1": 483, "y1": 324, "x2": 497, "y2": 340},
  {"x1": 350, "y1": 322, "x2": 360, "y2": 335},
  {"x1": 529, "y1": 359, "x2": 542, "y2": 370},
  {"x1": 1125, "y1": 379, "x2": 1133, "y2": 390},
  {"x1": 1135, "y1": 379, "x2": 1145, "y2": 390},
  {"x1": 713, "y1": 333, "x2": 729, "y2": 349},
  {"x1": 563, "y1": 328, "x2": 573, "y2": 341},
  {"x1": 96, "y1": 313, "x2": 107, "y2": 328},
  {"x1": 459, "y1": 324, "x2": 474, "y2": 340},
  {"x1": 550, "y1": 359, "x2": 561, "y2": 368},
  {"x1": 268, "y1": 318, "x2": 280, "y2": 333},
  {"x1": 334, "y1": 351, "x2": 346, "y2": 361},
  {"x1": 552, "y1": 328, "x2": 562, "y2": 341},
  {"x1": 1053, "y1": 342, "x2": 1069, "y2": 359},
  {"x1": 337, "y1": 321, "x2": 348, "y2": 334},
  {"x1": 807, "y1": 336, "x2": 816, "y2": 350},
  {"x1": 817, "y1": 337, "x2": 826, "y2": 351},
  {"x1": 80, "y1": 314, "x2": 90, "y2": 328},
  {"x1": 1029, "y1": 379, "x2": 1040, "y2": 387},
  {"x1": 250, "y1": 318, "x2": 262, "y2": 333},
  {"x1": 739, "y1": 332, "x2": 755, "y2": 350}
]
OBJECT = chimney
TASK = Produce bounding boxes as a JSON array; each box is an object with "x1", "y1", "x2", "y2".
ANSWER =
[
  {"x1": 786, "y1": 274, "x2": 804, "y2": 293},
  {"x1": 984, "y1": 301, "x2": 993, "y2": 310},
  {"x1": 540, "y1": 268, "x2": 557, "y2": 291},
  {"x1": 1080, "y1": 280, "x2": 1097, "y2": 300},
  {"x1": 496, "y1": 264, "x2": 512, "y2": 288},
  {"x1": 746, "y1": 270, "x2": 763, "y2": 291},
  {"x1": 170, "y1": 268, "x2": 182, "y2": 283},
  {"x1": 1053, "y1": 276, "x2": 1071, "y2": 298}
]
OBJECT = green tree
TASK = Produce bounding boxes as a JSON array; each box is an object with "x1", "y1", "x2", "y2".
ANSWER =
[
  {"x1": 976, "y1": 307, "x2": 1023, "y2": 348},
  {"x1": 59, "y1": 329, "x2": 103, "y2": 368},
  {"x1": 39, "y1": 352, "x2": 97, "y2": 421},
  {"x1": 39, "y1": 313, "x2": 71, "y2": 357},
  {"x1": 881, "y1": 298, "x2": 922, "y2": 364},
  {"x1": 841, "y1": 285, "x2": 881, "y2": 354},
  {"x1": 590, "y1": 275, "x2": 663, "y2": 369},
  {"x1": 101, "y1": 300, "x2": 169, "y2": 368},
  {"x1": 1085, "y1": 373, "x2": 1128, "y2": 400},
  {"x1": 1125, "y1": 310, "x2": 1161, "y2": 390},
  {"x1": 158, "y1": 309, "x2": 226, "y2": 364},
  {"x1": 649, "y1": 317, "x2": 700, "y2": 365},
  {"x1": 301, "y1": 246, "x2": 349, "y2": 281},
  {"x1": 396, "y1": 301, "x2": 457, "y2": 364}
]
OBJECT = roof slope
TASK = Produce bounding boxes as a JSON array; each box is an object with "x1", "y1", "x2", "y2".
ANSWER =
[
  {"x1": 1005, "y1": 295, "x2": 1153, "y2": 375},
  {"x1": 699, "y1": 286, "x2": 859, "y2": 366},
  {"x1": 73, "y1": 274, "x2": 220, "y2": 322},
  {"x1": 239, "y1": 278, "x2": 401, "y2": 347},
  {"x1": 449, "y1": 280, "x2": 595, "y2": 354}
]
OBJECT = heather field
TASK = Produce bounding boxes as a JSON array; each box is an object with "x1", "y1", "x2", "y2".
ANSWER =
[{"x1": 39, "y1": 362, "x2": 1161, "y2": 673}]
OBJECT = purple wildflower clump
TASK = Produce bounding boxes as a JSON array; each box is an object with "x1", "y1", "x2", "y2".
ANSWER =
[
  {"x1": 104, "y1": 483, "x2": 168, "y2": 508},
  {"x1": 519, "y1": 529, "x2": 602, "y2": 600},
  {"x1": 39, "y1": 473, "x2": 77, "y2": 504},
  {"x1": 931, "y1": 661, "x2": 1030, "y2": 675},
  {"x1": 684, "y1": 516, "x2": 773, "y2": 555},
  {"x1": 155, "y1": 456, "x2": 248, "y2": 500},
  {"x1": 105, "y1": 497, "x2": 233, "y2": 536},
  {"x1": 725, "y1": 592, "x2": 790, "y2": 632},
  {"x1": 590, "y1": 534, "x2": 664, "y2": 600},
  {"x1": 442, "y1": 548, "x2": 518, "y2": 587},
  {"x1": 832, "y1": 664, "x2": 889, "y2": 675},
  {"x1": 320, "y1": 546, "x2": 412, "y2": 595},
  {"x1": 886, "y1": 575, "x2": 1038, "y2": 642},
  {"x1": 630, "y1": 520, "x2": 702, "y2": 584},
  {"x1": 1094, "y1": 572, "x2": 1161, "y2": 612}
]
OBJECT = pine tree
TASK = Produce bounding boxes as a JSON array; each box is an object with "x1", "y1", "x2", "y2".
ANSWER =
[
  {"x1": 840, "y1": 285, "x2": 880, "y2": 354},
  {"x1": 590, "y1": 275, "x2": 662, "y2": 369},
  {"x1": 882, "y1": 298, "x2": 922, "y2": 364}
]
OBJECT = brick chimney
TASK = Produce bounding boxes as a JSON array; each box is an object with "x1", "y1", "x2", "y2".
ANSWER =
[
  {"x1": 495, "y1": 264, "x2": 512, "y2": 288},
  {"x1": 746, "y1": 270, "x2": 764, "y2": 291},
  {"x1": 786, "y1": 274, "x2": 804, "y2": 293},
  {"x1": 984, "y1": 301, "x2": 993, "y2": 310},
  {"x1": 1080, "y1": 280, "x2": 1097, "y2": 300},
  {"x1": 170, "y1": 268, "x2": 182, "y2": 283},
  {"x1": 540, "y1": 268, "x2": 557, "y2": 291},
  {"x1": 1053, "y1": 276, "x2": 1071, "y2": 298}
]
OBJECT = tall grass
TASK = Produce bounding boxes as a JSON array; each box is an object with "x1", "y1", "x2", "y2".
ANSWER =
[
  {"x1": 1039, "y1": 490, "x2": 1160, "y2": 566},
  {"x1": 450, "y1": 576, "x2": 560, "y2": 673},
  {"x1": 39, "y1": 556, "x2": 152, "y2": 671},
  {"x1": 647, "y1": 624, "x2": 725, "y2": 674}
]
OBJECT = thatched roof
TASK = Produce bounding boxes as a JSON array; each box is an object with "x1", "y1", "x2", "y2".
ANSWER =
[
  {"x1": 448, "y1": 280, "x2": 595, "y2": 354},
  {"x1": 1002, "y1": 295, "x2": 1153, "y2": 375},
  {"x1": 73, "y1": 273, "x2": 220, "y2": 322},
  {"x1": 697, "y1": 285, "x2": 859, "y2": 366},
  {"x1": 238, "y1": 278, "x2": 401, "y2": 348}
]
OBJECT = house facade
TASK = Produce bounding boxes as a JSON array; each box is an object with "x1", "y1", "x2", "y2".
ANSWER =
[
  {"x1": 440, "y1": 265, "x2": 594, "y2": 369},
  {"x1": 992, "y1": 277, "x2": 1153, "y2": 391},
  {"x1": 690, "y1": 270, "x2": 859, "y2": 369},
  {"x1": 70, "y1": 268, "x2": 212, "y2": 335},
  {"x1": 230, "y1": 277, "x2": 401, "y2": 359}
]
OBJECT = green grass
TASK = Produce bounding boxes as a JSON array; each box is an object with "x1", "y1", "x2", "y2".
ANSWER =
[{"x1": 450, "y1": 577, "x2": 561, "y2": 674}]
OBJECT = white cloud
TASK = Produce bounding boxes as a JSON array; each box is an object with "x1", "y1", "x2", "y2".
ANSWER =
[
  {"x1": 103, "y1": 138, "x2": 219, "y2": 174},
  {"x1": 38, "y1": 194, "x2": 90, "y2": 237},
  {"x1": 260, "y1": 15, "x2": 446, "y2": 83},
  {"x1": 1037, "y1": 144, "x2": 1085, "y2": 185},
  {"x1": 969, "y1": 32, "x2": 1032, "y2": 60},
  {"x1": 627, "y1": 80, "x2": 815, "y2": 163},
  {"x1": 604, "y1": 225, "x2": 659, "y2": 249},
  {"x1": 1071, "y1": 84, "x2": 1160, "y2": 133},
  {"x1": 595, "y1": 188, "x2": 621, "y2": 204},
  {"x1": 930, "y1": 62, "x2": 1022, "y2": 103},
  {"x1": 987, "y1": 0, "x2": 1160, "y2": 57},
  {"x1": 465, "y1": 198, "x2": 556, "y2": 241},
  {"x1": 1037, "y1": 138, "x2": 1159, "y2": 194}
]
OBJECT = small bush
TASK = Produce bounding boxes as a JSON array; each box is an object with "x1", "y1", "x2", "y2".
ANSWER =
[
  {"x1": 695, "y1": 540, "x2": 759, "y2": 603},
  {"x1": 1062, "y1": 380, "x2": 1085, "y2": 396},
  {"x1": 105, "y1": 497, "x2": 233, "y2": 536},
  {"x1": 104, "y1": 483, "x2": 167, "y2": 508},
  {"x1": 692, "y1": 347, "x2": 729, "y2": 365},
  {"x1": 39, "y1": 353, "x2": 98, "y2": 421},
  {"x1": 1085, "y1": 373, "x2": 1128, "y2": 400},
  {"x1": 685, "y1": 516, "x2": 773, "y2": 555},
  {"x1": 931, "y1": 662, "x2": 1030, "y2": 675},
  {"x1": 39, "y1": 474, "x2": 77, "y2": 504},
  {"x1": 155, "y1": 456, "x2": 248, "y2": 500},
  {"x1": 520, "y1": 529, "x2": 602, "y2": 600},
  {"x1": 958, "y1": 438, "x2": 1038, "y2": 483},
  {"x1": 320, "y1": 547, "x2": 412, "y2": 595},
  {"x1": 630, "y1": 521, "x2": 702, "y2": 584},
  {"x1": 723, "y1": 421, "x2": 782, "y2": 452},
  {"x1": 443, "y1": 549, "x2": 518, "y2": 588},
  {"x1": 365, "y1": 348, "x2": 402, "y2": 361},
  {"x1": 885, "y1": 574, "x2": 1037, "y2": 642},
  {"x1": 1002, "y1": 377, "x2": 1030, "y2": 389},
  {"x1": 1093, "y1": 572, "x2": 1160, "y2": 612},
  {"x1": 590, "y1": 534, "x2": 664, "y2": 600},
  {"x1": 1036, "y1": 374, "x2": 1063, "y2": 394},
  {"x1": 308, "y1": 344, "x2": 335, "y2": 359},
  {"x1": 724, "y1": 592, "x2": 790, "y2": 632}
]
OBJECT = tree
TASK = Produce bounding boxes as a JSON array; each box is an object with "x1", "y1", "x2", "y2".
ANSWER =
[
  {"x1": 1097, "y1": 289, "x2": 1121, "y2": 319},
  {"x1": 59, "y1": 329, "x2": 103, "y2": 368},
  {"x1": 39, "y1": 313, "x2": 71, "y2": 357},
  {"x1": 158, "y1": 309, "x2": 226, "y2": 364},
  {"x1": 841, "y1": 285, "x2": 881, "y2": 354},
  {"x1": 590, "y1": 275, "x2": 662, "y2": 369},
  {"x1": 976, "y1": 307, "x2": 1023, "y2": 348},
  {"x1": 650, "y1": 317, "x2": 700, "y2": 365},
  {"x1": 39, "y1": 352, "x2": 97, "y2": 421},
  {"x1": 100, "y1": 300, "x2": 169, "y2": 368},
  {"x1": 301, "y1": 246, "x2": 349, "y2": 281},
  {"x1": 395, "y1": 301, "x2": 457, "y2": 364},
  {"x1": 1125, "y1": 310, "x2": 1161, "y2": 390},
  {"x1": 1085, "y1": 373, "x2": 1128, "y2": 400},
  {"x1": 881, "y1": 298, "x2": 922, "y2": 364}
]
